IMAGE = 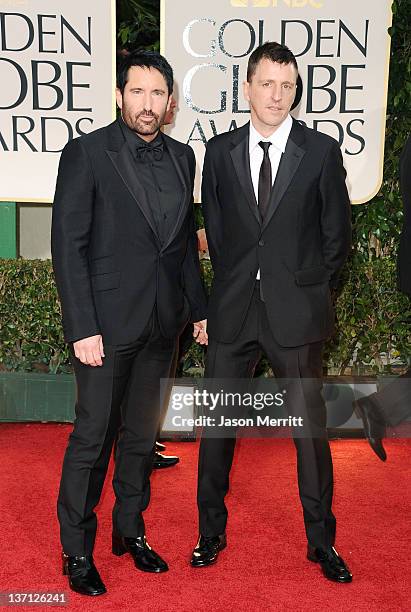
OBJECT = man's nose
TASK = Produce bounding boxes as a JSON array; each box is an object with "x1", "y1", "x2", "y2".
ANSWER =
[
  {"x1": 143, "y1": 93, "x2": 152, "y2": 111},
  {"x1": 271, "y1": 84, "x2": 282, "y2": 101}
]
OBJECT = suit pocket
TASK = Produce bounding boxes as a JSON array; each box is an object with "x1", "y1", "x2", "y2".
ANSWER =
[
  {"x1": 294, "y1": 265, "x2": 330, "y2": 286},
  {"x1": 89, "y1": 255, "x2": 116, "y2": 275},
  {"x1": 91, "y1": 271, "x2": 120, "y2": 291}
]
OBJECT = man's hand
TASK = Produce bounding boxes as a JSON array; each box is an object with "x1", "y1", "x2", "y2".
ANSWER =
[
  {"x1": 73, "y1": 335, "x2": 105, "y2": 366},
  {"x1": 193, "y1": 320, "x2": 208, "y2": 345}
]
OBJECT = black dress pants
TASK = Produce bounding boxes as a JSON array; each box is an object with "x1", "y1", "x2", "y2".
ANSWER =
[
  {"x1": 197, "y1": 286, "x2": 336, "y2": 550},
  {"x1": 57, "y1": 310, "x2": 176, "y2": 556}
]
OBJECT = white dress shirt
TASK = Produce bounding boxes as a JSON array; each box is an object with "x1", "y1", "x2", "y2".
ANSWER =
[{"x1": 249, "y1": 114, "x2": 293, "y2": 279}]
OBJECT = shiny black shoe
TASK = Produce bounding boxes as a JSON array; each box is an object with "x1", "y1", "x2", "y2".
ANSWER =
[
  {"x1": 190, "y1": 534, "x2": 227, "y2": 568},
  {"x1": 156, "y1": 441, "x2": 166, "y2": 452},
  {"x1": 62, "y1": 554, "x2": 106, "y2": 596},
  {"x1": 112, "y1": 534, "x2": 168, "y2": 573},
  {"x1": 153, "y1": 452, "x2": 179, "y2": 469},
  {"x1": 307, "y1": 546, "x2": 353, "y2": 583},
  {"x1": 354, "y1": 396, "x2": 387, "y2": 461}
]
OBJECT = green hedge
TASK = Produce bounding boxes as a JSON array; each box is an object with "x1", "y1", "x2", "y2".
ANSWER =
[
  {"x1": 0, "y1": 258, "x2": 409, "y2": 375},
  {"x1": 325, "y1": 259, "x2": 410, "y2": 374},
  {"x1": 0, "y1": 260, "x2": 69, "y2": 373}
]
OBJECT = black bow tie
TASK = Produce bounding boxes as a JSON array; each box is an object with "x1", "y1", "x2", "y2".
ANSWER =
[{"x1": 135, "y1": 141, "x2": 164, "y2": 162}]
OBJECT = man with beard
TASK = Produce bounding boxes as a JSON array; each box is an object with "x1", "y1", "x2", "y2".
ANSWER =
[{"x1": 52, "y1": 50, "x2": 207, "y2": 596}]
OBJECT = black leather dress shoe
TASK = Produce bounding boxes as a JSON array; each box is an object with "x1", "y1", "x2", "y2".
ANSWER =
[
  {"x1": 62, "y1": 554, "x2": 106, "y2": 596},
  {"x1": 112, "y1": 534, "x2": 168, "y2": 573},
  {"x1": 153, "y1": 452, "x2": 179, "y2": 469},
  {"x1": 155, "y1": 441, "x2": 166, "y2": 452},
  {"x1": 190, "y1": 534, "x2": 227, "y2": 568},
  {"x1": 354, "y1": 396, "x2": 387, "y2": 461},
  {"x1": 307, "y1": 546, "x2": 352, "y2": 583}
]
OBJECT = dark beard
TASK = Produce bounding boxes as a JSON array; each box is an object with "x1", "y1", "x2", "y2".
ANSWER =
[{"x1": 122, "y1": 108, "x2": 165, "y2": 137}]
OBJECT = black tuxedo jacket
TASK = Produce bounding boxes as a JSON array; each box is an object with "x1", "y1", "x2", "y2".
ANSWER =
[
  {"x1": 202, "y1": 119, "x2": 352, "y2": 347},
  {"x1": 52, "y1": 120, "x2": 207, "y2": 345}
]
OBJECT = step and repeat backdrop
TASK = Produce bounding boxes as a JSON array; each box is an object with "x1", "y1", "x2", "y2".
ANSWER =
[
  {"x1": 0, "y1": 0, "x2": 116, "y2": 203},
  {"x1": 161, "y1": 0, "x2": 393, "y2": 204}
]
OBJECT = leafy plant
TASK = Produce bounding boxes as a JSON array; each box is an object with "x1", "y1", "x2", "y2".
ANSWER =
[
  {"x1": 117, "y1": 0, "x2": 160, "y2": 51},
  {"x1": 325, "y1": 259, "x2": 411, "y2": 374},
  {"x1": 350, "y1": 0, "x2": 411, "y2": 262},
  {"x1": 0, "y1": 260, "x2": 69, "y2": 373}
]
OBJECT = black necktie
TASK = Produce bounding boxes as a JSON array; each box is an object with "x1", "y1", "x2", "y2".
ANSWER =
[
  {"x1": 136, "y1": 141, "x2": 164, "y2": 162},
  {"x1": 258, "y1": 141, "x2": 272, "y2": 220}
]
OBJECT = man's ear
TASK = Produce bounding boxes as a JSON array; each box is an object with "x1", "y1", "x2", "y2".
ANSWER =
[
  {"x1": 290, "y1": 74, "x2": 303, "y2": 111},
  {"x1": 166, "y1": 94, "x2": 172, "y2": 112},
  {"x1": 243, "y1": 80, "x2": 250, "y2": 103},
  {"x1": 115, "y1": 88, "x2": 123, "y2": 111}
]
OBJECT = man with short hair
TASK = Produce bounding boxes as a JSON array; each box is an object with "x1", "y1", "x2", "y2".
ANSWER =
[
  {"x1": 52, "y1": 50, "x2": 207, "y2": 596},
  {"x1": 191, "y1": 42, "x2": 353, "y2": 583}
]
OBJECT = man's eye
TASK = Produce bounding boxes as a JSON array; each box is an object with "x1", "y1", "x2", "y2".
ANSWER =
[{"x1": 262, "y1": 82, "x2": 270, "y2": 87}]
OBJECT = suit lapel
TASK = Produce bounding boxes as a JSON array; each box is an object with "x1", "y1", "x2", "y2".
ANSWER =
[
  {"x1": 106, "y1": 122, "x2": 162, "y2": 246},
  {"x1": 229, "y1": 123, "x2": 261, "y2": 226},
  {"x1": 161, "y1": 136, "x2": 190, "y2": 252},
  {"x1": 262, "y1": 119, "x2": 306, "y2": 231}
]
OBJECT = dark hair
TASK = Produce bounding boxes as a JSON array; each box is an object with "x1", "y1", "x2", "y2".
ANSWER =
[
  {"x1": 117, "y1": 49, "x2": 174, "y2": 95},
  {"x1": 247, "y1": 42, "x2": 298, "y2": 82}
]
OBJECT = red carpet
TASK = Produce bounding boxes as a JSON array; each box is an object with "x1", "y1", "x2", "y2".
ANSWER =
[{"x1": 0, "y1": 424, "x2": 410, "y2": 611}]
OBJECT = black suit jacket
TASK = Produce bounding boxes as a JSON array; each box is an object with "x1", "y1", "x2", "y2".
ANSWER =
[
  {"x1": 202, "y1": 119, "x2": 352, "y2": 347},
  {"x1": 398, "y1": 133, "x2": 411, "y2": 297},
  {"x1": 52, "y1": 119, "x2": 207, "y2": 345}
]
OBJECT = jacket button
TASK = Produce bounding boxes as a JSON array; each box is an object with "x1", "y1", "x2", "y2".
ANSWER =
[{"x1": 258, "y1": 239, "x2": 265, "y2": 247}]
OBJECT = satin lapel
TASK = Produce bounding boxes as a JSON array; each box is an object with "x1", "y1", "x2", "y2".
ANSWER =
[
  {"x1": 162, "y1": 142, "x2": 190, "y2": 251},
  {"x1": 262, "y1": 125, "x2": 306, "y2": 231},
  {"x1": 230, "y1": 129, "x2": 261, "y2": 226},
  {"x1": 106, "y1": 142, "x2": 161, "y2": 246}
]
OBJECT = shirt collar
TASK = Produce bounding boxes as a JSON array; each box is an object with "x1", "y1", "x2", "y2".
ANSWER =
[
  {"x1": 249, "y1": 114, "x2": 292, "y2": 154},
  {"x1": 119, "y1": 116, "x2": 164, "y2": 159}
]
